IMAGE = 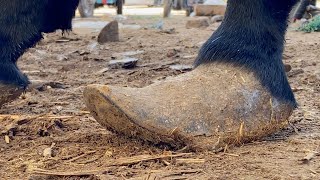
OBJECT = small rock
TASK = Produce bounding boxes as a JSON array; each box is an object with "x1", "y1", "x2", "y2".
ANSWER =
[
  {"x1": 82, "y1": 56, "x2": 89, "y2": 61},
  {"x1": 160, "y1": 28, "x2": 176, "y2": 34},
  {"x1": 167, "y1": 49, "x2": 180, "y2": 57},
  {"x1": 211, "y1": 15, "x2": 224, "y2": 23},
  {"x1": 186, "y1": 17, "x2": 210, "y2": 29},
  {"x1": 288, "y1": 69, "x2": 304, "y2": 77},
  {"x1": 97, "y1": 67, "x2": 110, "y2": 74},
  {"x1": 57, "y1": 55, "x2": 68, "y2": 61},
  {"x1": 170, "y1": 64, "x2": 193, "y2": 71},
  {"x1": 54, "y1": 120, "x2": 65, "y2": 129},
  {"x1": 43, "y1": 147, "x2": 52, "y2": 157},
  {"x1": 104, "y1": 150, "x2": 113, "y2": 157},
  {"x1": 53, "y1": 106, "x2": 63, "y2": 114},
  {"x1": 98, "y1": 21, "x2": 119, "y2": 44},
  {"x1": 109, "y1": 58, "x2": 139, "y2": 69},
  {"x1": 43, "y1": 143, "x2": 55, "y2": 158},
  {"x1": 284, "y1": 64, "x2": 292, "y2": 72},
  {"x1": 30, "y1": 81, "x2": 66, "y2": 92},
  {"x1": 79, "y1": 51, "x2": 90, "y2": 56},
  {"x1": 4, "y1": 135, "x2": 10, "y2": 144}
]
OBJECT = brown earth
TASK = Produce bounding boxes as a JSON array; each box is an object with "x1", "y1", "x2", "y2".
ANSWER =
[{"x1": 0, "y1": 10, "x2": 319, "y2": 180}]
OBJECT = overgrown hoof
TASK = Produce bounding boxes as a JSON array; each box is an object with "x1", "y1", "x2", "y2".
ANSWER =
[
  {"x1": 0, "y1": 83, "x2": 25, "y2": 107},
  {"x1": 84, "y1": 64, "x2": 294, "y2": 151}
]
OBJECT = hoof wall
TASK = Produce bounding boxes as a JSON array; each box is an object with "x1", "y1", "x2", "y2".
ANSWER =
[{"x1": 84, "y1": 64, "x2": 294, "y2": 151}]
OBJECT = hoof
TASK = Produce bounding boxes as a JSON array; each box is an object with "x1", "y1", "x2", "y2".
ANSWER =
[
  {"x1": 84, "y1": 64, "x2": 294, "y2": 150},
  {"x1": 0, "y1": 83, "x2": 25, "y2": 107}
]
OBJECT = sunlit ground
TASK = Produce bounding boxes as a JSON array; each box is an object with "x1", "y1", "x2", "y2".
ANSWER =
[
  {"x1": 73, "y1": 5, "x2": 186, "y2": 34},
  {"x1": 75, "y1": 2, "x2": 320, "y2": 19},
  {"x1": 75, "y1": 5, "x2": 186, "y2": 17}
]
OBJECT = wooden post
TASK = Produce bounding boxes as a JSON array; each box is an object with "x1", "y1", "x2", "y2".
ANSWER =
[{"x1": 163, "y1": 0, "x2": 173, "y2": 18}]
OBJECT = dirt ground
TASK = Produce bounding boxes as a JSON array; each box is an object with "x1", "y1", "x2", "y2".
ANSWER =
[{"x1": 0, "y1": 7, "x2": 319, "y2": 180}]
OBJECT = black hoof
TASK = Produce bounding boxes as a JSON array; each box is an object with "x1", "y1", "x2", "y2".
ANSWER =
[
  {"x1": 0, "y1": 83, "x2": 25, "y2": 107},
  {"x1": 0, "y1": 63, "x2": 29, "y2": 107},
  {"x1": 0, "y1": 62, "x2": 29, "y2": 87}
]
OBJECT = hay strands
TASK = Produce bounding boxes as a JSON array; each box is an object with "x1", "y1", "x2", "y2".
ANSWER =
[
  {"x1": 31, "y1": 153, "x2": 192, "y2": 176},
  {"x1": 0, "y1": 114, "x2": 76, "y2": 122},
  {"x1": 30, "y1": 168, "x2": 103, "y2": 176},
  {"x1": 105, "y1": 153, "x2": 192, "y2": 166},
  {"x1": 145, "y1": 169, "x2": 203, "y2": 179},
  {"x1": 175, "y1": 158, "x2": 205, "y2": 165}
]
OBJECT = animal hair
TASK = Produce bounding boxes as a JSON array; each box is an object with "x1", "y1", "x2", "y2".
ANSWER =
[{"x1": 194, "y1": 0, "x2": 299, "y2": 107}]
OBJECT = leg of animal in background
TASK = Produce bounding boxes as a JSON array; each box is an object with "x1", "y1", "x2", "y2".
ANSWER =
[
  {"x1": 310, "y1": 0, "x2": 316, "y2": 6},
  {"x1": 0, "y1": 0, "x2": 79, "y2": 107},
  {"x1": 78, "y1": 0, "x2": 96, "y2": 18},
  {"x1": 116, "y1": 0, "x2": 124, "y2": 15},
  {"x1": 293, "y1": 0, "x2": 311, "y2": 20},
  {"x1": 84, "y1": 0, "x2": 299, "y2": 150},
  {"x1": 163, "y1": 0, "x2": 173, "y2": 18}
]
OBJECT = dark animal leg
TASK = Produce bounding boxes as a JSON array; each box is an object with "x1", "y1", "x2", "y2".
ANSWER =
[
  {"x1": 194, "y1": 0, "x2": 299, "y2": 107},
  {"x1": 0, "y1": 59, "x2": 28, "y2": 107},
  {"x1": 0, "y1": 0, "x2": 79, "y2": 107},
  {"x1": 0, "y1": 62, "x2": 29, "y2": 87}
]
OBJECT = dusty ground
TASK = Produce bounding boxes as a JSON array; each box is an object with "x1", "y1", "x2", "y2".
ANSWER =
[{"x1": 0, "y1": 7, "x2": 319, "y2": 180}]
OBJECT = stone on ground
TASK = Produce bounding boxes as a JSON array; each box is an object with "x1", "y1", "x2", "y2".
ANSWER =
[
  {"x1": 186, "y1": 17, "x2": 210, "y2": 29},
  {"x1": 211, "y1": 15, "x2": 224, "y2": 23},
  {"x1": 98, "y1": 21, "x2": 119, "y2": 44}
]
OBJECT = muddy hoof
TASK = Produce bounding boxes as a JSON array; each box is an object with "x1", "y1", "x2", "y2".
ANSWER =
[
  {"x1": 84, "y1": 64, "x2": 294, "y2": 151},
  {"x1": 0, "y1": 83, "x2": 25, "y2": 107}
]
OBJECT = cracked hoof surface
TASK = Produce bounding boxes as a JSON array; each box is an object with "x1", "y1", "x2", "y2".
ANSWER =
[{"x1": 84, "y1": 64, "x2": 294, "y2": 150}]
